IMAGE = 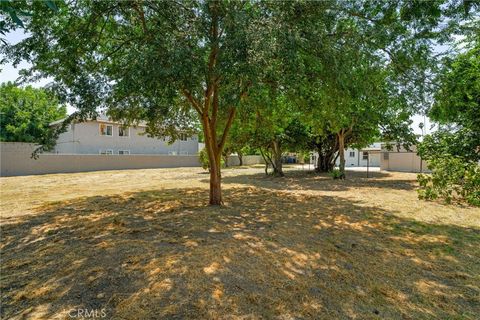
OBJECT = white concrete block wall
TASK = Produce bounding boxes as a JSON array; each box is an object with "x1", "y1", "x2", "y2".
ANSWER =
[
  {"x1": 0, "y1": 142, "x2": 201, "y2": 177},
  {"x1": 1, "y1": 143, "x2": 266, "y2": 177},
  {"x1": 226, "y1": 155, "x2": 265, "y2": 166}
]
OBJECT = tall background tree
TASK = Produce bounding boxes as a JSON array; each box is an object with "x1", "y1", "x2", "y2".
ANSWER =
[
  {"x1": 245, "y1": 87, "x2": 308, "y2": 177},
  {"x1": 282, "y1": 0, "x2": 477, "y2": 177},
  {"x1": 221, "y1": 120, "x2": 254, "y2": 167},
  {"x1": 0, "y1": 82, "x2": 67, "y2": 149},
  {"x1": 418, "y1": 33, "x2": 480, "y2": 206}
]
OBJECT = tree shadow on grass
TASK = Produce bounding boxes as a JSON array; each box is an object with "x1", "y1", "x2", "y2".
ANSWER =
[
  {"x1": 218, "y1": 170, "x2": 417, "y2": 192},
  {"x1": 1, "y1": 187, "x2": 479, "y2": 319}
]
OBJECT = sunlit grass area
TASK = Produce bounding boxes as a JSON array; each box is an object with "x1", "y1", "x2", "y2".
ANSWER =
[{"x1": 1, "y1": 166, "x2": 479, "y2": 319}]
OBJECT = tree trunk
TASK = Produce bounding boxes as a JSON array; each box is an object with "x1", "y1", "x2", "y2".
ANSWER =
[
  {"x1": 205, "y1": 147, "x2": 223, "y2": 205},
  {"x1": 259, "y1": 148, "x2": 271, "y2": 175},
  {"x1": 202, "y1": 116, "x2": 224, "y2": 205},
  {"x1": 238, "y1": 151, "x2": 243, "y2": 166},
  {"x1": 337, "y1": 130, "x2": 346, "y2": 179},
  {"x1": 222, "y1": 153, "x2": 229, "y2": 167},
  {"x1": 181, "y1": 4, "x2": 241, "y2": 205},
  {"x1": 313, "y1": 134, "x2": 338, "y2": 173},
  {"x1": 271, "y1": 139, "x2": 284, "y2": 177},
  {"x1": 209, "y1": 154, "x2": 222, "y2": 205},
  {"x1": 315, "y1": 147, "x2": 336, "y2": 172},
  {"x1": 316, "y1": 150, "x2": 323, "y2": 172}
]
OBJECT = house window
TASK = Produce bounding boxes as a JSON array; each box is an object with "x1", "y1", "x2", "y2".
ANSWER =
[
  {"x1": 99, "y1": 149, "x2": 113, "y2": 155},
  {"x1": 362, "y1": 152, "x2": 369, "y2": 160},
  {"x1": 384, "y1": 152, "x2": 389, "y2": 160},
  {"x1": 349, "y1": 151, "x2": 355, "y2": 158},
  {"x1": 118, "y1": 150, "x2": 130, "y2": 155},
  {"x1": 179, "y1": 133, "x2": 188, "y2": 141},
  {"x1": 100, "y1": 124, "x2": 113, "y2": 136},
  {"x1": 119, "y1": 126, "x2": 129, "y2": 137}
]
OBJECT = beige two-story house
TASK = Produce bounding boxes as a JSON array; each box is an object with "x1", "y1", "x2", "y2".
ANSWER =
[{"x1": 51, "y1": 116, "x2": 198, "y2": 155}]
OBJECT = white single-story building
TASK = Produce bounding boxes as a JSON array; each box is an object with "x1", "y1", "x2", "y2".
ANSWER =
[
  {"x1": 309, "y1": 142, "x2": 382, "y2": 169},
  {"x1": 336, "y1": 142, "x2": 382, "y2": 167},
  {"x1": 380, "y1": 144, "x2": 429, "y2": 173}
]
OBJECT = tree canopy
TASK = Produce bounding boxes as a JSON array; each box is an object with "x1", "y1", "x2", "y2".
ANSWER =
[
  {"x1": 0, "y1": 82, "x2": 67, "y2": 146},
  {"x1": 430, "y1": 34, "x2": 480, "y2": 132},
  {"x1": 417, "y1": 33, "x2": 480, "y2": 206},
  {"x1": 1, "y1": 0, "x2": 477, "y2": 204},
  {"x1": 420, "y1": 32, "x2": 480, "y2": 164}
]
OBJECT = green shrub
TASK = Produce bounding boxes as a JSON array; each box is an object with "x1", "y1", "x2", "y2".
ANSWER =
[
  {"x1": 199, "y1": 148, "x2": 210, "y2": 171},
  {"x1": 303, "y1": 153, "x2": 311, "y2": 164},
  {"x1": 418, "y1": 157, "x2": 480, "y2": 206},
  {"x1": 329, "y1": 169, "x2": 343, "y2": 180},
  {"x1": 417, "y1": 127, "x2": 480, "y2": 206},
  {"x1": 198, "y1": 148, "x2": 226, "y2": 171},
  {"x1": 464, "y1": 165, "x2": 480, "y2": 206}
]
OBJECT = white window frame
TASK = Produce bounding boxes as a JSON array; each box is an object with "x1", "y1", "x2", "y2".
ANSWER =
[
  {"x1": 99, "y1": 123, "x2": 113, "y2": 136},
  {"x1": 349, "y1": 151, "x2": 355, "y2": 158},
  {"x1": 362, "y1": 151, "x2": 369, "y2": 160},
  {"x1": 99, "y1": 149, "x2": 113, "y2": 155},
  {"x1": 118, "y1": 126, "x2": 130, "y2": 137},
  {"x1": 118, "y1": 150, "x2": 130, "y2": 155},
  {"x1": 179, "y1": 133, "x2": 188, "y2": 141}
]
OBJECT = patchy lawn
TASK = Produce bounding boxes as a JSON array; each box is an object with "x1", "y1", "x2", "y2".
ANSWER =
[{"x1": 1, "y1": 167, "x2": 479, "y2": 319}]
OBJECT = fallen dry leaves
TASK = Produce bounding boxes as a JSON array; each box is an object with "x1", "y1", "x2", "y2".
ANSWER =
[{"x1": 1, "y1": 167, "x2": 479, "y2": 319}]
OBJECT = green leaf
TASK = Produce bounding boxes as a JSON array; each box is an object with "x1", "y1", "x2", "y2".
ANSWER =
[
  {"x1": 9, "y1": 11, "x2": 24, "y2": 27},
  {"x1": 44, "y1": 0, "x2": 59, "y2": 12}
]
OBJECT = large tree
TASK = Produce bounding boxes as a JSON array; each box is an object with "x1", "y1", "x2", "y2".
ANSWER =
[
  {"x1": 417, "y1": 34, "x2": 480, "y2": 205},
  {"x1": 2, "y1": 1, "x2": 281, "y2": 205},
  {"x1": 246, "y1": 87, "x2": 308, "y2": 177},
  {"x1": 420, "y1": 31, "x2": 480, "y2": 163},
  {"x1": 0, "y1": 82, "x2": 66, "y2": 146},
  {"x1": 284, "y1": 0, "x2": 477, "y2": 177},
  {"x1": 429, "y1": 33, "x2": 480, "y2": 134},
  {"x1": 221, "y1": 118, "x2": 254, "y2": 167},
  {"x1": 296, "y1": 40, "x2": 409, "y2": 178}
]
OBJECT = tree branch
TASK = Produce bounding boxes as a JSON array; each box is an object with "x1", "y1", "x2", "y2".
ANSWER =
[
  {"x1": 182, "y1": 89, "x2": 203, "y2": 115},
  {"x1": 204, "y1": 5, "x2": 219, "y2": 114},
  {"x1": 133, "y1": 1, "x2": 148, "y2": 34},
  {"x1": 218, "y1": 107, "x2": 236, "y2": 151},
  {"x1": 210, "y1": 80, "x2": 219, "y2": 129}
]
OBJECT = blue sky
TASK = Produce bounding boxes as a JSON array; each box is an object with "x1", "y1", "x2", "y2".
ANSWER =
[{"x1": 1, "y1": 29, "x2": 434, "y2": 136}]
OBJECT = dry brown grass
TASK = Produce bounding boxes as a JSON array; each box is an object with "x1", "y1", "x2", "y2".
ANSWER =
[{"x1": 1, "y1": 166, "x2": 479, "y2": 319}]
